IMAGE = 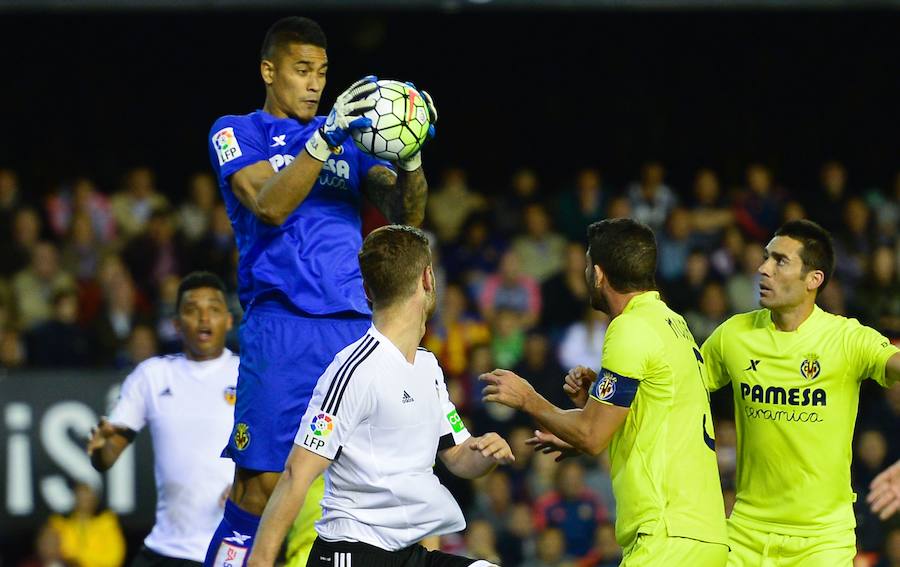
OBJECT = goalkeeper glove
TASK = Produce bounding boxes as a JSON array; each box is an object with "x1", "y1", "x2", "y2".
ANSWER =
[{"x1": 305, "y1": 76, "x2": 378, "y2": 162}]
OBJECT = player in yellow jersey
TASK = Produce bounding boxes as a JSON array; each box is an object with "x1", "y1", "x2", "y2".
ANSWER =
[
  {"x1": 702, "y1": 219, "x2": 900, "y2": 566},
  {"x1": 481, "y1": 218, "x2": 729, "y2": 566}
]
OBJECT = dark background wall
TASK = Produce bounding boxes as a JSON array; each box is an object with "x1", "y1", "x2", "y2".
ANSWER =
[{"x1": 0, "y1": 9, "x2": 897, "y2": 201}]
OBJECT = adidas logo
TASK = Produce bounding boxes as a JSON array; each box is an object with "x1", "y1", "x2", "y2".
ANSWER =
[
  {"x1": 160, "y1": 387, "x2": 173, "y2": 397},
  {"x1": 402, "y1": 390, "x2": 415, "y2": 404}
]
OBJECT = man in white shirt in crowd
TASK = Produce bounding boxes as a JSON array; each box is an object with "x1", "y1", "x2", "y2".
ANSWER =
[
  {"x1": 88, "y1": 271, "x2": 239, "y2": 567},
  {"x1": 248, "y1": 225, "x2": 513, "y2": 567}
]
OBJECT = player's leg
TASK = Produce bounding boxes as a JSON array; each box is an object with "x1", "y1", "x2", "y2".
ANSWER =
[
  {"x1": 619, "y1": 531, "x2": 727, "y2": 567},
  {"x1": 777, "y1": 529, "x2": 855, "y2": 567}
]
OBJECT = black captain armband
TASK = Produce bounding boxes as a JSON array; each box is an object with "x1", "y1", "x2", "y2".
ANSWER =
[{"x1": 590, "y1": 368, "x2": 639, "y2": 408}]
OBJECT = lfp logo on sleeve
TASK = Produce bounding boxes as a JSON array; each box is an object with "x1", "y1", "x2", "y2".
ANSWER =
[{"x1": 213, "y1": 127, "x2": 243, "y2": 166}]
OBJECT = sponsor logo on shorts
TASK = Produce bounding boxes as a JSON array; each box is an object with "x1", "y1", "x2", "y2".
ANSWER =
[
  {"x1": 223, "y1": 386, "x2": 236, "y2": 406},
  {"x1": 213, "y1": 541, "x2": 248, "y2": 567},
  {"x1": 233, "y1": 422, "x2": 250, "y2": 451},
  {"x1": 310, "y1": 413, "x2": 334, "y2": 438}
]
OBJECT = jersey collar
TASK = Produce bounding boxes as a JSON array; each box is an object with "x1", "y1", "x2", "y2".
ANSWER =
[
  {"x1": 764, "y1": 304, "x2": 823, "y2": 334},
  {"x1": 368, "y1": 324, "x2": 417, "y2": 367},
  {"x1": 622, "y1": 290, "x2": 660, "y2": 314}
]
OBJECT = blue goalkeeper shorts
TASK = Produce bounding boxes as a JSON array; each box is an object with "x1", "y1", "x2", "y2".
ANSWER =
[{"x1": 223, "y1": 303, "x2": 371, "y2": 472}]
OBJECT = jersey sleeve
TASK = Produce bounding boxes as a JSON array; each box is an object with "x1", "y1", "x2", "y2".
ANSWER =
[
  {"x1": 209, "y1": 115, "x2": 270, "y2": 184},
  {"x1": 589, "y1": 316, "x2": 650, "y2": 408},
  {"x1": 294, "y1": 356, "x2": 376, "y2": 460},
  {"x1": 701, "y1": 321, "x2": 732, "y2": 392},
  {"x1": 845, "y1": 319, "x2": 900, "y2": 387},
  {"x1": 108, "y1": 365, "x2": 149, "y2": 433},
  {"x1": 435, "y1": 359, "x2": 471, "y2": 450}
]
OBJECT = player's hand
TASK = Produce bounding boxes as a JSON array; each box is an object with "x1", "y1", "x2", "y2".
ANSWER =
[
  {"x1": 395, "y1": 83, "x2": 438, "y2": 172},
  {"x1": 470, "y1": 432, "x2": 515, "y2": 465},
  {"x1": 868, "y1": 459, "x2": 900, "y2": 520},
  {"x1": 306, "y1": 76, "x2": 377, "y2": 160},
  {"x1": 526, "y1": 429, "x2": 580, "y2": 462},
  {"x1": 480, "y1": 369, "x2": 536, "y2": 411},
  {"x1": 86, "y1": 417, "x2": 128, "y2": 456},
  {"x1": 564, "y1": 366, "x2": 597, "y2": 409}
]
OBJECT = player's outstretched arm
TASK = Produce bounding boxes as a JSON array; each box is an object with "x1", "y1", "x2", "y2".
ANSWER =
[
  {"x1": 885, "y1": 352, "x2": 900, "y2": 386},
  {"x1": 247, "y1": 446, "x2": 330, "y2": 567},
  {"x1": 86, "y1": 417, "x2": 134, "y2": 472},
  {"x1": 481, "y1": 369, "x2": 628, "y2": 456},
  {"x1": 439, "y1": 433, "x2": 515, "y2": 479},
  {"x1": 868, "y1": 459, "x2": 900, "y2": 520}
]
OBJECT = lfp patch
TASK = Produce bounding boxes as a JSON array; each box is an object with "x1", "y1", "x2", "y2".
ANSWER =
[
  {"x1": 310, "y1": 413, "x2": 334, "y2": 438},
  {"x1": 213, "y1": 127, "x2": 243, "y2": 166}
]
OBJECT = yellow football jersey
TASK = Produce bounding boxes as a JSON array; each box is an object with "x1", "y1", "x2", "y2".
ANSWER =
[
  {"x1": 702, "y1": 305, "x2": 899, "y2": 535},
  {"x1": 589, "y1": 291, "x2": 728, "y2": 550}
]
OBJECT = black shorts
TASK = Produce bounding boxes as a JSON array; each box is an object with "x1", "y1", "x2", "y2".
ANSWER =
[
  {"x1": 307, "y1": 537, "x2": 495, "y2": 567},
  {"x1": 130, "y1": 546, "x2": 202, "y2": 567}
]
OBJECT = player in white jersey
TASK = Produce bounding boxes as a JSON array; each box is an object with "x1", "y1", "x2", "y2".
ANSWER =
[
  {"x1": 246, "y1": 225, "x2": 512, "y2": 567},
  {"x1": 88, "y1": 272, "x2": 239, "y2": 567}
]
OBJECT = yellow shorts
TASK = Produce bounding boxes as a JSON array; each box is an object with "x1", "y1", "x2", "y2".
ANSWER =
[
  {"x1": 284, "y1": 474, "x2": 325, "y2": 567},
  {"x1": 622, "y1": 528, "x2": 729, "y2": 566},
  {"x1": 726, "y1": 518, "x2": 855, "y2": 567}
]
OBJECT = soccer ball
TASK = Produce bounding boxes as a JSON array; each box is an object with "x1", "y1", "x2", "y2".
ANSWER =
[{"x1": 351, "y1": 79, "x2": 431, "y2": 161}]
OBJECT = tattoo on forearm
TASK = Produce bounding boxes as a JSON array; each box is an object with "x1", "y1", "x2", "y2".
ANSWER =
[{"x1": 366, "y1": 166, "x2": 428, "y2": 226}]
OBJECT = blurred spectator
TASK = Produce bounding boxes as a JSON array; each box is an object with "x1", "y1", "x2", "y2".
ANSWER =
[
  {"x1": 459, "y1": 343, "x2": 496, "y2": 413},
  {"x1": 442, "y1": 214, "x2": 506, "y2": 296},
  {"x1": 556, "y1": 168, "x2": 608, "y2": 242},
  {"x1": 710, "y1": 226, "x2": 746, "y2": 280},
  {"x1": 734, "y1": 163, "x2": 784, "y2": 241},
  {"x1": 854, "y1": 246, "x2": 900, "y2": 337},
  {"x1": 123, "y1": 324, "x2": 159, "y2": 369},
  {"x1": 26, "y1": 288, "x2": 90, "y2": 367},
  {"x1": 781, "y1": 200, "x2": 807, "y2": 224},
  {"x1": 876, "y1": 527, "x2": 900, "y2": 567},
  {"x1": 664, "y1": 250, "x2": 712, "y2": 314},
  {"x1": 462, "y1": 519, "x2": 502, "y2": 566},
  {"x1": 657, "y1": 207, "x2": 694, "y2": 283},
  {"x1": 577, "y1": 522, "x2": 621, "y2": 567},
  {"x1": 583, "y1": 452, "x2": 616, "y2": 522},
  {"x1": 714, "y1": 419, "x2": 738, "y2": 481},
  {"x1": 0, "y1": 329, "x2": 26, "y2": 369},
  {"x1": 605, "y1": 196, "x2": 632, "y2": 220},
  {"x1": 521, "y1": 528, "x2": 573, "y2": 567},
  {"x1": 46, "y1": 482, "x2": 125, "y2": 567},
  {"x1": 817, "y1": 277, "x2": 848, "y2": 317},
  {"x1": 491, "y1": 309, "x2": 526, "y2": 369},
  {"x1": 527, "y1": 451, "x2": 561, "y2": 502},
  {"x1": 868, "y1": 171, "x2": 900, "y2": 246},
  {"x1": 806, "y1": 161, "x2": 849, "y2": 232},
  {"x1": 689, "y1": 168, "x2": 733, "y2": 251},
  {"x1": 155, "y1": 274, "x2": 182, "y2": 353},
  {"x1": 479, "y1": 250, "x2": 541, "y2": 328},
  {"x1": 834, "y1": 196, "x2": 874, "y2": 299},
  {"x1": 498, "y1": 503, "x2": 536, "y2": 566},
  {"x1": 686, "y1": 281, "x2": 730, "y2": 344},
  {"x1": 89, "y1": 274, "x2": 151, "y2": 366},
  {"x1": 122, "y1": 207, "x2": 186, "y2": 299},
  {"x1": 514, "y1": 331, "x2": 569, "y2": 409},
  {"x1": 494, "y1": 167, "x2": 541, "y2": 237},
  {"x1": 46, "y1": 178, "x2": 115, "y2": 242},
  {"x1": 1, "y1": 207, "x2": 43, "y2": 277},
  {"x1": 558, "y1": 307, "x2": 608, "y2": 372},
  {"x1": 190, "y1": 203, "x2": 236, "y2": 282},
  {"x1": 627, "y1": 161, "x2": 677, "y2": 233},
  {"x1": 16, "y1": 524, "x2": 75, "y2": 567},
  {"x1": 726, "y1": 241, "x2": 763, "y2": 314},
  {"x1": 505, "y1": 426, "x2": 537, "y2": 501},
  {"x1": 110, "y1": 166, "x2": 169, "y2": 239},
  {"x1": 723, "y1": 485, "x2": 737, "y2": 519},
  {"x1": 0, "y1": 167, "x2": 23, "y2": 228},
  {"x1": 512, "y1": 203, "x2": 567, "y2": 283},
  {"x1": 13, "y1": 242, "x2": 76, "y2": 330},
  {"x1": 471, "y1": 470, "x2": 515, "y2": 537},
  {"x1": 424, "y1": 283, "x2": 490, "y2": 378},
  {"x1": 855, "y1": 430, "x2": 890, "y2": 553},
  {"x1": 533, "y1": 459, "x2": 607, "y2": 557},
  {"x1": 177, "y1": 172, "x2": 218, "y2": 241},
  {"x1": 61, "y1": 213, "x2": 109, "y2": 282},
  {"x1": 426, "y1": 167, "x2": 486, "y2": 242},
  {"x1": 541, "y1": 242, "x2": 590, "y2": 335}
]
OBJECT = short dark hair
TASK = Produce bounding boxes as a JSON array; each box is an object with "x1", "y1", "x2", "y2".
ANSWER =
[
  {"x1": 586, "y1": 218, "x2": 657, "y2": 293},
  {"x1": 774, "y1": 219, "x2": 835, "y2": 291},
  {"x1": 358, "y1": 225, "x2": 432, "y2": 308},
  {"x1": 176, "y1": 271, "x2": 227, "y2": 312},
  {"x1": 261, "y1": 17, "x2": 327, "y2": 61}
]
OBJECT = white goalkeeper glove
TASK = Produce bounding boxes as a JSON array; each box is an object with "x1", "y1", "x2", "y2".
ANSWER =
[{"x1": 305, "y1": 75, "x2": 378, "y2": 162}]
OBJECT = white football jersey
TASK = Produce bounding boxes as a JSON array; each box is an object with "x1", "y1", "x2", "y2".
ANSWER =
[
  {"x1": 295, "y1": 325, "x2": 471, "y2": 551},
  {"x1": 109, "y1": 349, "x2": 238, "y2": 561}
]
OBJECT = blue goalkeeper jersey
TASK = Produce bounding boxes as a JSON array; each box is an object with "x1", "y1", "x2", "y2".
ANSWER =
[{"x1": 208, "y1": 110, "x2": 390, "y2": 318}]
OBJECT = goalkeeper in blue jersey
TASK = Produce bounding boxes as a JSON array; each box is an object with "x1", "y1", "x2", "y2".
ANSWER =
[{"x1": 203, "y1": 16, "x2": 437, "y2": 567}]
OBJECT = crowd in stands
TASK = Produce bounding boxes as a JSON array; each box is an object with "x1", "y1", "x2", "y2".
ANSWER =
[{"x1": 3, "y1": 160, "x2": 899, "y2": 566}]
